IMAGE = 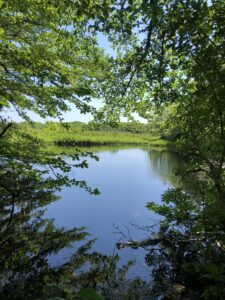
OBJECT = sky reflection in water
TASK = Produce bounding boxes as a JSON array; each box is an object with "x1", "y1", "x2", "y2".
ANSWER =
[{"x1": 45, "y1": 148, "x2": 182, "y2": 279}]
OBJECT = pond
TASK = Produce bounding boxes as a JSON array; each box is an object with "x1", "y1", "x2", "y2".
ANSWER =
[{"x1": 45, "y1": 147, "x2": 183, "y2": 280}]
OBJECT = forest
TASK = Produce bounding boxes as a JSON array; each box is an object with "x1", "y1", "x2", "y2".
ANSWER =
[{"x1": 0, "y1": 0, "x2": 225, "y2": 299}]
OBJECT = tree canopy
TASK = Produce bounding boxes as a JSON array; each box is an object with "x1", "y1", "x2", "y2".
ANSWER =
[
  {"x1": 92, "y1": 1, "x2": 225, "y2": 297},
  {"x1": 0, "y1": 0, "x2": 110, "y2": 120},
  {"x1": 95, "y1": 0, "x2": 225, "y2": 199}
]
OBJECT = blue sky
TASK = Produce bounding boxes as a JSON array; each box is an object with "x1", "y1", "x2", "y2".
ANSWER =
[{"x1": 6, "y1": 98, "x2": 103, "y2": 123}]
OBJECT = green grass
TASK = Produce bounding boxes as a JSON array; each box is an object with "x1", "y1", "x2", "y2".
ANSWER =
[{"x1": 18, "y1": 121, "x2": 170, "y2": 151}]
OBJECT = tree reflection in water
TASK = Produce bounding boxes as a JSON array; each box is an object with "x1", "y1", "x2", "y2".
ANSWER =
[{"x1": 0, "y1": 126, "x2": 130, "y2": 299}]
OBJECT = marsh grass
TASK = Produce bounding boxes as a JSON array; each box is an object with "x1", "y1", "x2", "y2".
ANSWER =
[{"x1": 19, "y1": 121, "x2": 170, "y2": 152}]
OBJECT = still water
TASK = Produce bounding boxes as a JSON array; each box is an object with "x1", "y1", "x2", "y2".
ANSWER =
[{"x1": 45, "y1": 147, "x2": 182, "y2": 279}]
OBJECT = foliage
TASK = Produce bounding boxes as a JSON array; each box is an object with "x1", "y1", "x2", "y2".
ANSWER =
[
  {"x1": 146, "y1": 187, "x2": 225, "y2": 299},
  {"x1": 0, "y1": 0, "x2": 109, "y2": 120},
  {"x1": 94, "y1": 1, "x2": 225, "y2": 196},
  {"x1": 90, "y1": 0, "x2": 225, "y2": 298},
  {"x1": 1, "y1": 0, "x2": 225, "y2": 298},
  {"x1": 0, "y1": 2, "x2": 144, "y2": 298}
]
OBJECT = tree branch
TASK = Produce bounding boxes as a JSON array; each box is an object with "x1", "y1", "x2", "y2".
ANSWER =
[{"x1": 0, "y1": 123, "x2": 13, "y2": 138}]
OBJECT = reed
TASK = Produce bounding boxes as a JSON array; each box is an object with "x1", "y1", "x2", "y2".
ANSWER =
[{"x1": 18, "y1": 121, "x2": 170, "y2": 150}]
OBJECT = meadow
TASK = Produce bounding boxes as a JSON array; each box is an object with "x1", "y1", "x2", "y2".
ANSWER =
[{"x1": 18, "y1": 121, "x2": 169, "y2": 150}]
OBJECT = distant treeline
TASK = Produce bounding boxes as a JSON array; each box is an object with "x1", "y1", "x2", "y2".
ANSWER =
[
  {"x1": 83, "y1": 121, "x2": 154, "y2": 134},
  {"x1": 18, "y1": 117, "x2": 178, "y2": 138},
  {"x1": 16, "y1": 120, "x2": 171, "y2": 149},
  {"x1": 18, "y1": 120, "x2": 154, "y2": 134}
]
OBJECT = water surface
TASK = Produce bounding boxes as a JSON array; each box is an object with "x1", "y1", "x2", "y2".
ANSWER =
[{"x1": 45, "y1": 147, "x2": 182, "y2": 279}]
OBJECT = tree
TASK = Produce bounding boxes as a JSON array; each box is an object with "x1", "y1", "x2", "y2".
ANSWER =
[
  {"x1": 0, "y1": 1, "x2": 131, "y2": 298},
  {"x1": 94, "y1": 0, "x2": 225, "y2": 202},
  {"x1": 92, "y1": 1, "x2": 225, "y2": 298},
  {"x1": 0, "y1": 0, "x2": 109, "y2": 121},
  {"x1": 101, "y1": 0, "x2": 225, "y2": 205}
]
